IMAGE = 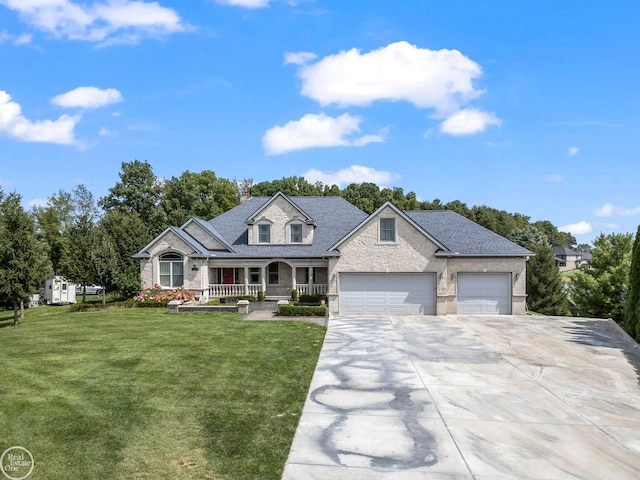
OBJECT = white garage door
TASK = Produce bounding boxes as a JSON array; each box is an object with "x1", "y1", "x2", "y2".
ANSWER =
[
  {"x1": 339, "y1": 273, "x2": 436, "y2": 315},
  {"x1": 457, "y1": 273, "x2": 511, "y2": 314}
]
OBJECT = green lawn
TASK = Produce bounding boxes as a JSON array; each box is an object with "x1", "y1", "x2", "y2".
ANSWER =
[{"x1": 0, "y1": 306, "x2": 326, "y2": 479}]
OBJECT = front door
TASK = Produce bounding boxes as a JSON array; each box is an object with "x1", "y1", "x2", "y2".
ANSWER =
[{"x1": 222, "y1": 268, "x2": 235, "y2": 284}]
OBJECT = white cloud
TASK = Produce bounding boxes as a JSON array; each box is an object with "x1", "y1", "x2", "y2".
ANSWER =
[
  {"x1": 0, "y1": 90, "x2": 79, "y2": 144},
  {"x1": 0, "y1": 29, "x2": 32, "y2": 45},
  {"x1": 28, "y1": 198, "x2": 47, "y2": 208},
  {"x1": 262, "y1": 112, "x2": 385, "y2": 155},
  {"x1": 293, "y1": 41, "x2": 484, "y2": 112},
  {"x1": 0, "y1": 0, "x2": 186, "y2": 44},
  {"x1": 593, "y1": 202, "x2": 640, "y2": 217},
  {"x1": 52, "y1": 86, "x2": 122, "y2": 109},
  {"x1": 284, "y1": 51, "x2": 317, "y2": 65},
  {"x1": 99, "y1": 127, "x2": 114, "y2": 136},
  {"x1": 215, "y1": 0, "x2": 270, "y2": 7},
  {"x1": 439, "y1": 108, "x2": 501, "y2": 136},
  {"x1": 545, "y1": 174, "x2": 563, "y2": 183},
  {"x1": 568, "y1": 146, "x2": 579, "y2": 157},
  {"x1": 302, "y1": 165, "x2": 398, "y2": 187},
  {"x1": 559, "y1": 221, "x2": 592, "y2": 235}
]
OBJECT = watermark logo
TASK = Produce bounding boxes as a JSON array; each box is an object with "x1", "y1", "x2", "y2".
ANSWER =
[{"x1": 1, "y1": 447, "x2": 34, "y2": 480}]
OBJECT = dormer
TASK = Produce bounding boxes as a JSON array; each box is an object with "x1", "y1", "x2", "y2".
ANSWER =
[{"x1": 246, "y1": 192, "x2": 316, "y2": 245}]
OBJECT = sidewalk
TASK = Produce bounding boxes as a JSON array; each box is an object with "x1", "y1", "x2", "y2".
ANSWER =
[{"x1": 241, "y1": 301, "x2": 327, "y2": 326}]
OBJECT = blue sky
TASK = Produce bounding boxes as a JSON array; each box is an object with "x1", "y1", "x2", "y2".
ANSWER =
[{"x1": 1, "y1": 0, "x2": 639, "y2": 245}]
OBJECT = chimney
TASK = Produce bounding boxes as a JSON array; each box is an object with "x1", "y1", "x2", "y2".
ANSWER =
[{"x1": 240, "y1": 192, "x2": 251, "y2": 203}]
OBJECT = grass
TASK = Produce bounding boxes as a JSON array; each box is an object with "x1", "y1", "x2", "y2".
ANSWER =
[{"x1": 0, "y1": 306, "x2": 326, "y2": 479}]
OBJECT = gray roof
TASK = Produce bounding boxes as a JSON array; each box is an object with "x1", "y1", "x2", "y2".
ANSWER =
[
  {"x1": 134, "y1": 194, "x2": 533, "y2": 259},
  {"x1": 207, "y1": 196, "x2": 367, "y2": 258},
  {"x1": 405, "y1": 210, "x2": 533, "y2": 256}
]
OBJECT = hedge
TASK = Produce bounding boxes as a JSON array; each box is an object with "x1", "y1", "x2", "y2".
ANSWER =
[
  {"x1": 297, "y1": 294, "x2": 327, "y2": 305},
  {"x1": 278, "y1": 304, "x2": 327, "y2": 316},
  {"x1": 70, "y1": 300, "x2": 168, "y2": 312}
]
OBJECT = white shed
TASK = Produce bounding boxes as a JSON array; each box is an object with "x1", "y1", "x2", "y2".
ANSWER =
[{"x1": 44, "y1": 276, "x2": 76, "y2": 305}]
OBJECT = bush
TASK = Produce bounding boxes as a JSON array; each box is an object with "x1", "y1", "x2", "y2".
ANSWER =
[
  {"x1": 257, "y1": 290, "x2": 265, "y2": 301},
  {"x1": 291, "y1": 289, "x2": 298, "y2": 301},
  {"x1": 225, "y1": 295, "x2": 256, "y2": 302},
  {"x1": 297, "y1": 294, "x2": 327, "y2": 305},
  {"x1": 117, "y1": 267, "x2": 142, "y2": 299},
  {"x1": 70, "y1": 300, "x2": 139, "y2": 312},
  {"x1": 278, "y1": 304, "x2": 327, "y2": 316},
  {"x1": 134, "y1": 285, "x2": 195, "y2": 304}
]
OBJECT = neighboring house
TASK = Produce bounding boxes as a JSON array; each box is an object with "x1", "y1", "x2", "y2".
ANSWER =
[
  {"x1": 134, "y1": 192, "x2": 534, "y2": 315},
  {"x1": 553, "y1": 246, "x2": 591, "y2": 272}
]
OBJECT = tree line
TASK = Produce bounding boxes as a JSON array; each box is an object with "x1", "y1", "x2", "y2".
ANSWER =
[{"x1": 0, "y1": 159, "x2": 638, "y2": 341}]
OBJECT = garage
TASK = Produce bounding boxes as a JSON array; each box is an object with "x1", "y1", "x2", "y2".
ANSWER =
[
  {"x1": 339, "y1": 273, "x2": 436, "y2": 315},
  {"x1": 456, "y1": 273, "x2": 512, "y2": 314}
]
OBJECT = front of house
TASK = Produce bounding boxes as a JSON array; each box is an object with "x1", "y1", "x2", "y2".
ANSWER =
[{"x1": 134, "y1": 192, "x2": 533, "y2": 315}]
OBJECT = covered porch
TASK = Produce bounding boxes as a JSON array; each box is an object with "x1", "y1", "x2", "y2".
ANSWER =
[{"x1": 208, "y1": 260, "x2": 329, "y2": 299}]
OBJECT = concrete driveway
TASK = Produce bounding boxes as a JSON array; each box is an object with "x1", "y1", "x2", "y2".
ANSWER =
[{"x1": 282, "y1": 315, "x2": 640, "y2": 479}]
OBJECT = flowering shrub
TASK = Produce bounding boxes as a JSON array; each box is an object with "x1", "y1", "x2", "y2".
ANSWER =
[{"x1": 134, "y1": 284, "x2": 195, "y2": 304}]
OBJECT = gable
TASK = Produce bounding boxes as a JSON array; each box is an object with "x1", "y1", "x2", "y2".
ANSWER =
[
  {"x1": 247, "y1": 194, "x2": 315, "y2": 245},
  {"x1": 183, "y1": 221, "x2": 228, "y2": 251},
  {"x1": 145, "y1": 230, "x2": 198, "y2": 257},
  {"x1": 335, "y1": 204, "x2": 442, "y2": 266}
]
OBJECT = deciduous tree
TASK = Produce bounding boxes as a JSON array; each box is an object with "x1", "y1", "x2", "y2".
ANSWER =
[{"x1": 570, "y1": 233, "x2": 633, "y2": 323}]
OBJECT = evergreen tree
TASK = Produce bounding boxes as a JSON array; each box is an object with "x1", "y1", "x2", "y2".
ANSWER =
[
  {"x1": 623, "y1": 226, "x2": 640, "y2": 341},
  {"x1": 0, "y1": 191, "x2": 52, "y2": 325},
  {"x1": 526, "y1": 243, "x2": 569, "y2": 315},
  {"x1": 509, "y1": 226, "x2": 569, "y2": 315}
]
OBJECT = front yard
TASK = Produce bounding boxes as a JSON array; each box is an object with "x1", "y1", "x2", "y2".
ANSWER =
[{"x1": 0, "y1": 306, "x2": 326, "y2": 479}]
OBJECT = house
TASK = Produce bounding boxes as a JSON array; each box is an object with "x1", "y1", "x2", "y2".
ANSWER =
[
  {"x1": 553, "y1": 246, "x2": 591, "y2": 272},
  {"x1": 134, "y1": 192, "x2": 533, "y2": 315}
]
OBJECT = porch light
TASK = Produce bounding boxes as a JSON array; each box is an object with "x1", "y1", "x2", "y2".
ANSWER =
[
  {"x1": 192, "y1": 264, "x2": 198, "y2": 271},
  {"x1": 451, "y1": 273, "x2": 456, "y2": 280}
]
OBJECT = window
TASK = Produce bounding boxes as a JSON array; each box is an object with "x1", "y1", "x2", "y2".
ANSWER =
[
  {"x1": 379, "y1": 218, "x2": 396, "y2": 242},
  {"x1": 258, "y1": 224, "x2": 271, "y2": 243},
  {"x1": 159, "y1": 252, "x2": 184, "y2": 287},
  {"x1": 290, "y1": 223, "x2": 302, "y2": 243},
  {"x1": 268, "y1": 263, "x2": 279, "y2": 285},
  {"x1": 249, "y1": 267, "x2": 260, "y2": 284}
]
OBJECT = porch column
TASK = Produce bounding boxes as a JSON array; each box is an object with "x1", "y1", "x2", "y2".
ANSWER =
[
  {"x1": 292, "y1": 265, "x2": 297, "y2": 291},
  {"x1": 261, "y1": 265, "x2": 266, "y2": 294},
  {"x1": 244, "y1": 266, "x2": 249, "y2": 295},
  {"x1": 308, "y1": 267, "x2": 314, "y2": 294}
]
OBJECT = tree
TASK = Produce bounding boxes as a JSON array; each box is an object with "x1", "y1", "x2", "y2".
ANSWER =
[
  {"x1": 99, "y1": 160, "x2": 166, "y2": 236},
  {"x1": 162, "y1": 170, "x2": 239, "y2": 225},
  {"x1": 0, "y1": 191, "x2": 52, "y2": 325},
  {"x1": 91, "y1": 228, "x2": 120, "y2": 304},
  {"x1": 623, "y1": 226, "x2": 640, "y2": 341},
  {"x1": 99, "y1": 210, "x2": 152, "y2": 298},
  {"x1": 570, "y1": 233, "x2": 633, "y2": 323},
  {"x1": 526, "y1": 243, "x2": 570, "y2": 315},
  {"x1": 532, "y1": 220, "x2": 576, "y2": 247},
  {"x1": 509, "y1": 226, "x2": 569, "y2": 315},
  {"x1": 32, "y1": 189, "x2": 74, "y2": 275},
  {"x1": 60, "y1": 186, "x2": 98, "y2": 303},
  {"x1": 251, "y1": 176, "x2": 323, "y2": 197}
]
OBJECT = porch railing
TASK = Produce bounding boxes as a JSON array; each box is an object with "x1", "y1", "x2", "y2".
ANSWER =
[
  {"x1": 296, "y1": 284, "x2": 328, "y2": 296},
  {"x1": 209, "y1": 283, "x2": 328, "y2": 297},
  {"x1": 209, "y1": 284, "x2": 261, "y2": 297}
]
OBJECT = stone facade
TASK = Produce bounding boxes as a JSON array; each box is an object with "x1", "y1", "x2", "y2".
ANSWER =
[
  {"x1": 183, "y1": 222, "x2": 226, "y2": 250},
  {"x1": 248, "y1": 196, "x2": 314, "y2": 245},
  {"x1": 326, "y1": 206, "x2": 528, "y2": 315}
]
